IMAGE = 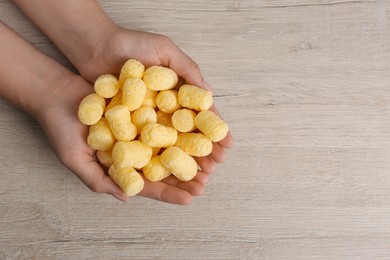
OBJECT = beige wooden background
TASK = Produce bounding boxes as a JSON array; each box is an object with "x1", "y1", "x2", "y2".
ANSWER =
[{"x1": 1, "y1": 0, "x2": 390, "y2": 259}]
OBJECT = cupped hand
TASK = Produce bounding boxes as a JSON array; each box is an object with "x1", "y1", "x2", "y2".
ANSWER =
[
  {"x1": 77, "y1": 27, "x2": 234, "y2": 174},
  {"x1": 36, "y1": 75, "x2": 207, "y2": 204}
]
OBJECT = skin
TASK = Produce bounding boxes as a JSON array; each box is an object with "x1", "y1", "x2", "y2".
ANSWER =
[{"x1": 7, "y1": 0, "x2": 234, "y2": 204}]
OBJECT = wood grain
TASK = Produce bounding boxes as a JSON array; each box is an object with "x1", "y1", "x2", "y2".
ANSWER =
[{"x1": 1, "y1": 0, "x2": 390, "y2": 259}]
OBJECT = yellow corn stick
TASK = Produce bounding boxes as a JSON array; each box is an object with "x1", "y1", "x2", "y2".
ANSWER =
[
  {"x1": 108, "y1": 165, "x2": 144, "y2": 196},
  {"x1": 194, "y1": 110, "x2": 228, "y2": 142},
  {"x1": 112, "y1": 140, "x2": 152, "y2": 169},
  {"x1": 78, "y1": 93, "x2": 105, "y2": 125},
  {"x1": 105, "y1": 105, "x2": 137, "y2": 141},
  {"x1": 141, "y1": 123, "x2": 177, "y2": 148},
  {"x1": 160, "y1": 146, "x2": 197, "y2": 181},
  {"x1": 175, "y1": 132, "x2": 212, "y2": 157}
]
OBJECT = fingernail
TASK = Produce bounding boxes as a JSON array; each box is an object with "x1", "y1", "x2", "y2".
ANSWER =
[
  {"x1": 204, "y1": 82, "x2": 216, "y2": 96},
  {"x1": 202, "y1": 175, "x2": 209, "y2": 184},
  {"x1": 203, "y1": 81, "x2": 211, "y2": 90},
  {"x1": 113, "y1": 193, "x2": 128, "y2": 202}
]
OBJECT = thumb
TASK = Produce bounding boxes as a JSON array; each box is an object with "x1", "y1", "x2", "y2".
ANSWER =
[{"x1": 159, "y1": 39, "x2": 212, "y2": 91}]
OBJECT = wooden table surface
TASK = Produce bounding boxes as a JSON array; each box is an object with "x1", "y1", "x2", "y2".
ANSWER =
[{"x1": 1, "y1": 0, "x2": 390, "y2": 259}]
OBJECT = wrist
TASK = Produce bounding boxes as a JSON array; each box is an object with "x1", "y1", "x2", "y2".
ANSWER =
[
  {"x1": 11, "y1": 0, "x2": 118, "y2": 82},
  {"x1": 0, "y1": 22, "x2": 80, "y2": 120},
  {"x1": 27, "y1": 69, "x2": 79, "y2": 120}
]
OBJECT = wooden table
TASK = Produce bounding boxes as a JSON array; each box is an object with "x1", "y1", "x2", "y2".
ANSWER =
[{"x1": 1, "y1": 0, "x2": 390, "y2": 259}]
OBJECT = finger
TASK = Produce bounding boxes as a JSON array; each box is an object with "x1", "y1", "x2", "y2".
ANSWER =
[
  {"x1": 193, "y1": 171, "x2": 209, "y2": 184},
  {"x1": 65, "y1": 153, "x2": 128, "y2": 202},
  {"x1": 195, "y1": 156, "x2": 216, "y2": 174},
  {"x1": 161, "y1": 172, "x2": 206, "y2": 196},
  {"x1": 210, "y1": 143, "x2": 227, "y2": 164},
  {"x1": 218, "y1": 131, "x2": 234, "y2": 149},
  {"x1": 159, "y1": 39, "x2": 210, "y2": 91},
  {"x1": 176, "y1": 170, "x2": 209, "y2": 184},
  {"x1": 139, "y1": 180, "x2": 193, "y2": 205}
]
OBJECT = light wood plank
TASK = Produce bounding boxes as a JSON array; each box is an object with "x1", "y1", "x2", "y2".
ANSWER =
[{"x1": 2, "y1": 0, "x2": 390, "y2": 259}]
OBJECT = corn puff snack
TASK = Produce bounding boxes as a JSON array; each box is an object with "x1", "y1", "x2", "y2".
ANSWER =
[
  {"x1": 96, "y1": 149, "x2": 113, "y2": 168},
  {"x1": 112, "y1": 140, "x2": 152, "y2": 169},
  {"x1": 178, "y1": 84, "x2": 213, "y2": 111},
  {"x1": 194, "y1": 110, "x2": 229, "y2": 142},
  {"x1": 143, "y1": 65, "x2": 178, "y2": 91},
  {"x1": 118, "y1": 59, "x2": 145, "y2": 86},
  {"x1": 87, "y1": 118, "x2": 115, "y2": 151},
  {"x1": 94, "y1": 74, "x2": 120, "y2": 98},
  {"x1": 131, "y1": 106, "x2": 157, "y2": 134},
  {"x1": 160, "y1": 146, "x2": 197, "y2": 181},
  {"x1": 108, "y1": 165, "x2": 144, "y2": 196},
  {"x1": 122, "y1": 78, "x2": 147, "y2": 111},
  {"x1": 105, "y1": 105, "x2": 137, "y2": 141},
  {"x1": 141, "y1": 123, "x2": 177, "y2": 148},
  {"x1": 78, "y1": 93, "x2": 105, "y2": 125},
  {"x1": 175, "y1": 132, "x2": 212, "y2": 157},
  {"x1": 105, "y1": 90, "x2": 122, "y2": 112},
  {"x1": 142, "y1": 156, "x2": 171, "y2": 182},
  {"x1": 156, "y1": 90, "x2": 181, "y2": 113},
  {"x1": 171, "y1": 108, "x2": 197, "y2": 133},
  {"x1": 142, "y1": 88, "x2": 158, "y2": 108}
]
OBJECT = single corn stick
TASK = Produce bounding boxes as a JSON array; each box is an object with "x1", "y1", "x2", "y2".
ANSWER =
[
  {"x1": 156, "y1": 111, "x2": 173, "y2": 128},
  {"x1": 142, "y1": 156, "x2": 171, "y2": 182},
  {"x1": 142, "y1": 88, "x2": 158, "y2": 108},
  {"x1": 141, "y1": 123, "x2": 177, "y2": 148},
  {"x1": 112, "y1": 141, "x2": 152, "y2": 169},
  {"x1": 171, "y1": 108, "x2": 197, "y2": 132},
  {"x1": 194, "y1": 110, "x2": 229, "y2": 142},
  {"x1": 108, "y1": 165, "x2": 144, "y2": 196},
  {"x1": 143, "y1": 65, "x2": 178, "y2": 91},
  {"x1": 96, "y1": 148, "x2": 113, "y2": 168},
  {"x1": 105, "y1": 105, "x2": 137, "y2": 141},
  {"x1": 175, "y1": 132, "x2": 212, "y2": 157},
  {"x1": 138, "y1": 134, "x2": 161, "y2": 156},
  {"x1": 160, "y1": 146, "x2": 197, "y2": 181},
  {"x1": 131, "y1": 106, "x2": 157, "y2": 134},
  {"x1": 87, "y1": 118, "x2": 115, "y2": 151},
  {"x1": 78, "y1": 93, "x2": 105, "y2": 125},
  {"x1": 178, "y1": 84, "x2": 213, "y2": 111},
  {"x1": 122, "y1": 78, "x2": 147, "y2": 111},
  {"x1": 105, "y1": 90, "x2": 122, "y2": 112},
  {"x1": 156, "y1": 90, "x2": 181, "y2": 113},
  {"x1": 119, "y1": 59, "x2": 145, "y2": 87},
  {"x1": 94, "y1": 74, "x2": 120, "y2": 98}
]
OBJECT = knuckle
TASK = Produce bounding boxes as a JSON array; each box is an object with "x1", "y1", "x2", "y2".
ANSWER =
[
  {"x1": 190, "y1": 59, "x2": 201, "y2": 71},
  {"x1": 58, "y1": 152, "x2": 75, "y2": 168},
  {"x1": 158, "y1": 34, "x2": 173, "y2": 45},
  {"x1": 87, "y1": 180, "x2": 102, "y2": 193}
]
